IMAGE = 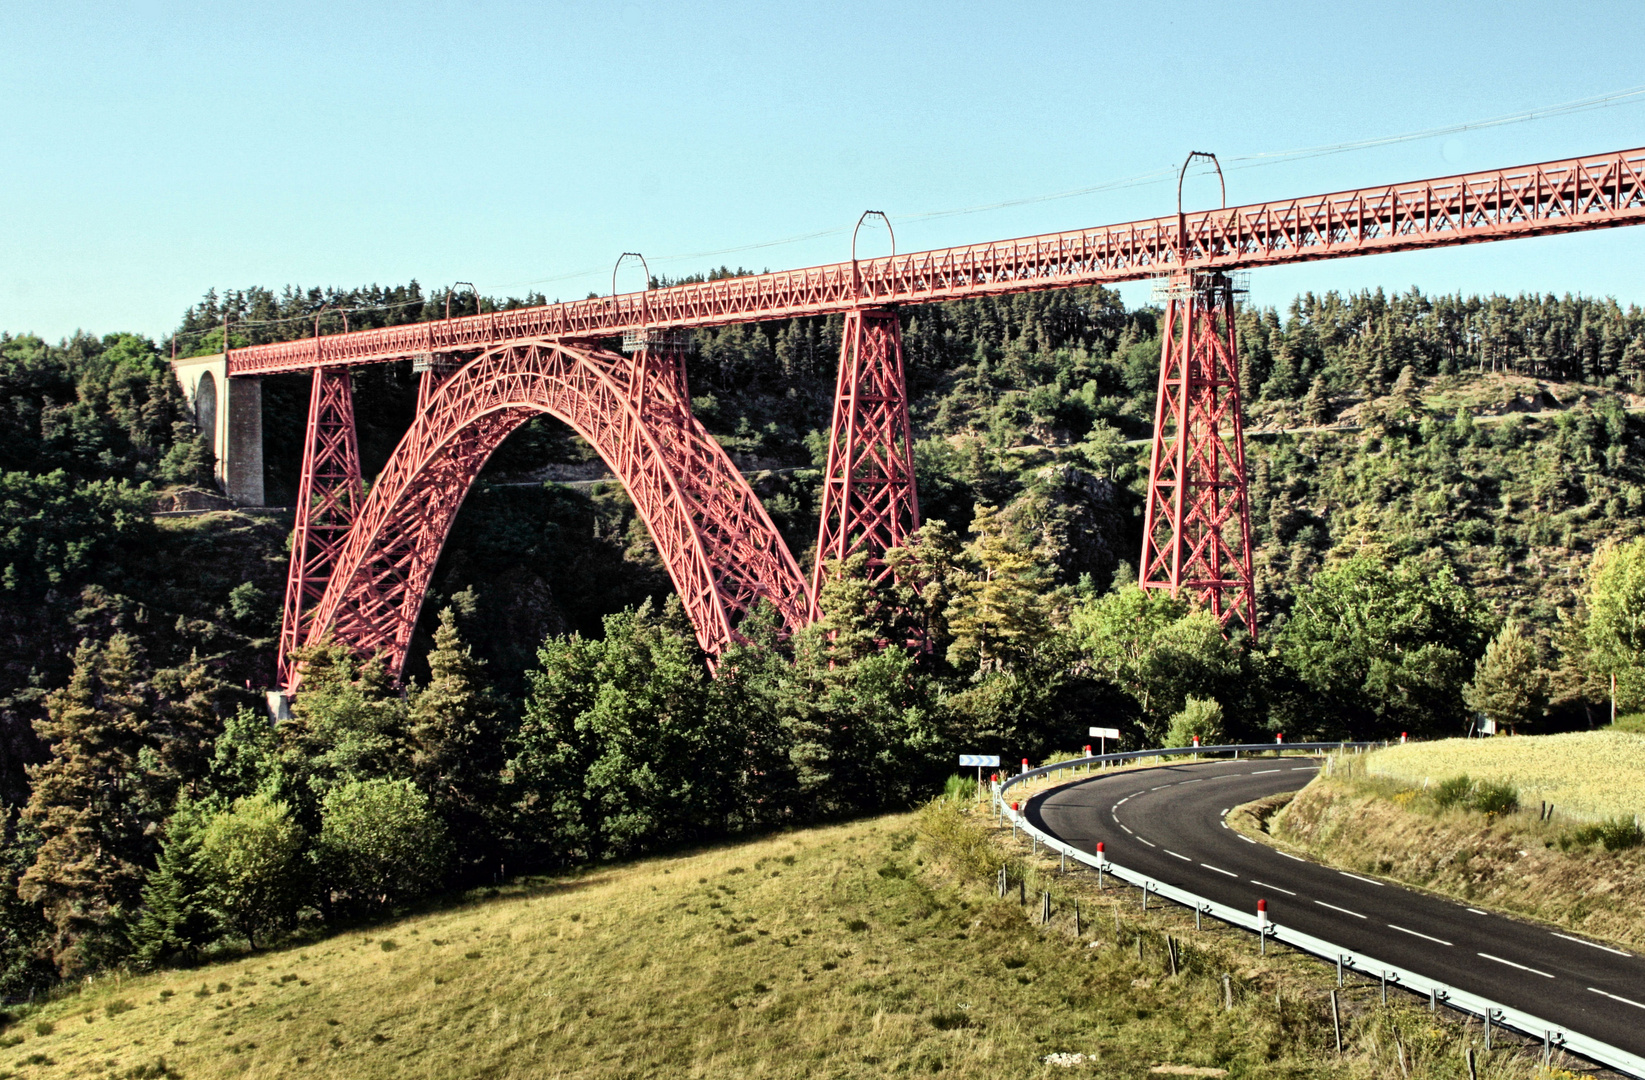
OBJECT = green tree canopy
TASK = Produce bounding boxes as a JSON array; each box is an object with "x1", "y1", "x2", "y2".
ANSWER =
[
  {"x1": 1165, "y1": 696, "x2": 1225, "y2": 748},
  {"x1": 1279, "y1": 548, "x2": 1488, "y2": 739},
  {"x1": 316, "y1": 778, "x2": 448, "y2": 916},
  {"x1": 196, "y1": 793, "x2": 304, "y2": 950},
  {"x1": 1463, "y1": 621, "x2": 1549, "y2": 734},
  {"x1": 1582, "y1": 538, "x2": 1645, "y2": 713}
]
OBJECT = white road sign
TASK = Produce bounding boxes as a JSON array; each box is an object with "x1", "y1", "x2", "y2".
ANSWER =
[
  {"x1": 959, "y1": 754, "x2": 1001, "y2": 767},
  {"x1": 1089, "y1": 727, "x2": 1120, "y2": 740}
]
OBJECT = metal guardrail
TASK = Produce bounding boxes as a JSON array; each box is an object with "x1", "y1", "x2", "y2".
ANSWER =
[{"x1": 995, "y1": 744, "x2": 1645, "y2": 1080}]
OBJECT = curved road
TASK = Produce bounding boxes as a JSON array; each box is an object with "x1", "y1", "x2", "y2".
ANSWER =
[{"x1": 1029, "y1": 758, "x2": 1645, "y2": 1058}]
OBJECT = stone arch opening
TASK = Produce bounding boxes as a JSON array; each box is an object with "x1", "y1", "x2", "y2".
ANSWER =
[{"x1": 194, "y1": 369, "x2": 218, "y2": 437}]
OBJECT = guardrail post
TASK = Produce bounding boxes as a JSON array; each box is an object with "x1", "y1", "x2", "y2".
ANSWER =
[
  {"x1": 1485, "y1": 1009, "x2": 1493, "y2": 1051},
  {"x1": 1337, "y1": 955, "x2": 1344, "y2": 987},
  {"x1": 1430, "y1": 987, "x2": 1437, "y2": 1013},
  {"x1": 1380, "y1": 970, "x2": 1387, "y2": 1005}
]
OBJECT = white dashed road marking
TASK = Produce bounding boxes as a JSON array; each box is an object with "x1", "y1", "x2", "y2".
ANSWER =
[
  {"x1": 1279, "y1": 852, "x2": 1307, "y2": 862},
  {"x1": 1466, "y1": 908, "x2": 1489, "y2": 915},
  {"x1": 1201, "y1": 863, "x2": 1237, "y2": 877},
  {"x1": 1340, "y1": 872, "x2": 1386, "y2": 887},
  {"x1": 1478, "y1": 953, "x2": 1554, "y2": 978},
  {"x1": 1137, "y1": 838, "x2": 1157, "y2": 847},
  {"x1": 1389, "y1": 924, "x2": 1453, "y2": 946},
  {"x1": 1166, "y1": 850, "x2": 1191, "y2": 862},
  {"x1": 1589, "y1": 987, "x2": 1645, "y2": 1010},
  {"x1": 1251, "y1": 769, "x2": 1281, "y2": 774},
  {"x1": 1554, "y1": 933, "x2": 1630, "y2": 957},
  {"x1": 1315, "y1": 901, "x2": 1367, "y2": 919},
  {"x1": 1248, "y1": 881, "x2": 1296, "y2": 896}
]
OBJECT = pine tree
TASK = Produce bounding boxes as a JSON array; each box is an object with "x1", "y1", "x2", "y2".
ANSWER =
[
  {"x1": 407, "y1": 609, "x2": 502, "y2": 877},
  {"x1": 1303, "y1": 379, "x2": 1333, "y2": 425},
  {"x1": 20, "y1": 635, "x2": 156, "y2": 974},
  {"x1": 944, "y1": 506, "x2": 1055, "y2": 673},
  {"x1": 1463, "y1": 622, "x2": 1550, "y2": 734},
  {"x1": 130, "y1": 798, "x2": 216, "y2": 969},
  {"x1": 0, "y1": 809, "x2": 55, "y2": 998}
]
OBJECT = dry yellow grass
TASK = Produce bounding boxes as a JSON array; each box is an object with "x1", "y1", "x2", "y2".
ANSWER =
[{"x1": 1365, "y1": 731, "x2": 1645, "y2": 823}]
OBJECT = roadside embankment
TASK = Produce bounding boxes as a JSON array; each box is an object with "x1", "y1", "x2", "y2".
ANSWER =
[{"x1": 1236, "y1": 737, "x2": 1645, "y2": 953}]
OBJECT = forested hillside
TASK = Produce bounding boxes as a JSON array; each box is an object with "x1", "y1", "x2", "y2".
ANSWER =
[{"x1": 3, "y1": 280, "x2": 1645, "y2": 997}]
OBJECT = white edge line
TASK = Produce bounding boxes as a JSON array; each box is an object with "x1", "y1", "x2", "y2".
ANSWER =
[
  {"x1": 1554, "y1": 933, "x2": 1631, "y2": 957},
  {"x1": 1290, "y1": 767, "x2": 1315, "y2": 771},
  {"x1": 1589, "y1": 987, "x2": 1645, "y2": 1010},
  {"x1": 1340, "y1": 872, "x2": 1386, "y2": 887},
  {"x1": 1220, "y1": 821, "x2": 1229, "y2": 829},
  {"x1": 1251, "y1": 769, "x2": 1281, "y2": 774},
  {"x1": 1238, "y1": 835, "x2": 1256, "y2": 844},
  {"x1": 1466, "y1": 908, "x2": 1489, "y2": 915},
  {"x1": 1279, "y1": 852, "x2": 1307, "y2": 862},
  {"x1": 1389, "y1": 923, "x2": 1453, "y2": 946},
  {"x1": 1121, "y1": 825, "x2": 1134, "y2": 834},
  {"x1": 1478, "y1": 952, "x2": 1555, "y2": 978},
  {"x1": 1201, "y1": 863, "x2": 1238, "y2": 878},
  {"x1": 1248, "y1": 880, "x2": 1296, "y2": 896},
  {"x1": 1315, "y1": 900, "x2": 1368, "y2": 919},
  {"x1": 1166, "y1": 850, "x2": 1191, "y2": 861}
]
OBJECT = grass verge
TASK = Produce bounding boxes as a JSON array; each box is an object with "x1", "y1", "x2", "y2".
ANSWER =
[{"x1": 1240, "y1": 753, "x2": 1645, "y2": 953}]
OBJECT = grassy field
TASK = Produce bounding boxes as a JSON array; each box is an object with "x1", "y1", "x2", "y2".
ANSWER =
[
  {"x1": 1256, "y1": 745, "x2": 1645, "y2": 952},
  {"x1": 0, "y1": 798, "x2": 1574, "y2": 1080},
  {"x1": 1363, "y1": 731, "x2": 1645, "y2": 823}
]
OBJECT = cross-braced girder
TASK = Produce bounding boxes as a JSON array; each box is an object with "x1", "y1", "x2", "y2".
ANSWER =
[
  {"x1": 286, "y1": 340, "x2": 809, "y2": 686},
  {"x1": 810, "y1": 309, "x2": 920, "y2": 613},
  {"x1": 1139, "y1": 272, "x2": 1256, "y2": 637},
  {"x1": 278, "y1": 367, "x2": 364, "y2": 686}
]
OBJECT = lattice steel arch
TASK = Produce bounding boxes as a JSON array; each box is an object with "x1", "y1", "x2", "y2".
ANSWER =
[{"x1": 293, "y1": 340, "x2": 810, "y2": 684}]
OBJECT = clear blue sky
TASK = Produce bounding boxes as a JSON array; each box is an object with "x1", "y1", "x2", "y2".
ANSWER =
[{"x1": 6, "y1": 0, "x2": 1645, "y2": 343}]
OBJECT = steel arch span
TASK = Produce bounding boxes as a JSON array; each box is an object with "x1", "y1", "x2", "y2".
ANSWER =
[{"x1": 298, "y1": 340, "x2": 812, "y2": 680}]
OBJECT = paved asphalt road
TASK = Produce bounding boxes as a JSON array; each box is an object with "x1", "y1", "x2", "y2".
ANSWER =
[{"x1": 1029, "y1": 757, "x2": 1645, "y2": 1058}]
